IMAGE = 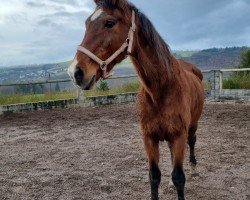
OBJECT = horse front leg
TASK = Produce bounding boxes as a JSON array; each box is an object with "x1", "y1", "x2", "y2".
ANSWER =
[
  {"x1": 188, "y1": 126, "x2": 199, "y2": 177},
  {"x1": 169, "y1": 132, "x2": 187, "y2": 200},
  {"x1": 143, "y1": 135, "x2": 161, "y2": 200},
  {"x1": 167, "y1": 142, "x2": 175, "y2": 191}
]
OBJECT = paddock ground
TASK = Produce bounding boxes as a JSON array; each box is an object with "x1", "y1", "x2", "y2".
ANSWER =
[{"x1": 0, "y1": 102, "x2": 249, "y2": 200}]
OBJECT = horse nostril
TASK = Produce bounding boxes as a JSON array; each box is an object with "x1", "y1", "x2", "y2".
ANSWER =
[{"x1": 74, "y1": 67, "x2": 84, "y2": 85}]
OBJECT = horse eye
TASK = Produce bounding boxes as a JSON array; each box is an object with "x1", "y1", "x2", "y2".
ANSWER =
[{"x1": 104, "y1": 20, "x2": 115, "y2": 29}]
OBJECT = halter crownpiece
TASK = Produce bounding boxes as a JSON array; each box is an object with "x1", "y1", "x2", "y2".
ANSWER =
[{"x1": 77, "y1": 10, "x2": 136, "y2": 79}]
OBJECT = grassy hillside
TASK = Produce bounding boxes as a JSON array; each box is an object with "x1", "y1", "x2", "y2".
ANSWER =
[{"x1": 182, "y1": 47, "x2": 245, "y2": 69}]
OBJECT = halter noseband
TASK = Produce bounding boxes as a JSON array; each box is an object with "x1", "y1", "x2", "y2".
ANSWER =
[{"x1": 77, "y1": 10, "x2": 136, "y2": 79}]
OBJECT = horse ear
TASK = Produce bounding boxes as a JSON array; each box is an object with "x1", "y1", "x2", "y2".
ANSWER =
[
  {"x1": 93, "y1": 0, "x2": 118, "y2": 6},
  {"x1": 109, "y1": 0, "x2": 119, "y2": 6},
  {"x1": 110, "y1": 0, "x2": 127, "y2": 9},
  {"x1": 94, "y1": 0, "x2": 127, "y2": 9},
  {"x1": 94, "y1": 0, "x2": 102, "y2": 5}
]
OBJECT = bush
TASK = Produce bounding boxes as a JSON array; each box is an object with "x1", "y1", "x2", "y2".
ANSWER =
[
  {"x1": 97, "y1": 81, "x2": 109, "y2": 91},
  {"x1": 203, "y1": 82, "x2": 212, "y2": 89},
  {"x1": 84, "y1": 81, "x2": 140, "y2": 97},
  {"x1": 223, "y1": 73, "x2": 250, "y2": 89},
  {"x1": 115, "y1": 81, "x2": 140, "y2": 93},
  {"x1": 239, "y1": 48, "x2": 250, "y2": 69}
]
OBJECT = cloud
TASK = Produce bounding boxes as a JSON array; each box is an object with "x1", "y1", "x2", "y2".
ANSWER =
[
  {"x1": 0, "y1": 0, "x2": 249, "y2": 66},
  {"x1": 131, "y1": 0, "x2": 250, "y2": 49},
  {"x1": 26, "y1": 1, "x2": 47, "y2": 8},
  {"x1": 0, "y1": 0, "x2": 93, "y2": 66},
  {"x1": 48, "y1": 0, "x2": 80, "y2": 7}
]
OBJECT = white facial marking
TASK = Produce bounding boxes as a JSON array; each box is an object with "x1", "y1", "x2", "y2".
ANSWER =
[
  {"x1": 68, "y1": 58, "x2": 78, "y2": 81},
  {"x1": 91, "y1": 9, "x2": 103, "y2": 21}
]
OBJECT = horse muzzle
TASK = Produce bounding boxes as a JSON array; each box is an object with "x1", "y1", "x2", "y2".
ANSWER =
[{"x1": 68, "y1": 65, "x2": 96, "y2": 90}]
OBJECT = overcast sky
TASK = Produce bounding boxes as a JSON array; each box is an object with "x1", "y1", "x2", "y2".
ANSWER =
[{"x1": 0, "y1": 0, "x2": 249, "y2": 66}]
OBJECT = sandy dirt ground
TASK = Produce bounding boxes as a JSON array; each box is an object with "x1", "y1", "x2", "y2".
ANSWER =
[{"x1": 0, "y1": 102, "x2": 249, "y2": 200}]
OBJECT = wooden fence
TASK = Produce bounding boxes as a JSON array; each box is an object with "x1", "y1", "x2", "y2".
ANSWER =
[{"x1": 0, "y1": 68, "x2": 249, "y2": 105}]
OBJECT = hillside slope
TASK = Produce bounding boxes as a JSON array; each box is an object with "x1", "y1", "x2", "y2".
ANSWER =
[{"x1": 176, "y1": 47, "x2": 245, "y2": 69}]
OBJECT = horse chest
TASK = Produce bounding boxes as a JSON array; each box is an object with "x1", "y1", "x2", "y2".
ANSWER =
[{"x1": 138, "y1": 106, "x2": 185, "y2": 141}]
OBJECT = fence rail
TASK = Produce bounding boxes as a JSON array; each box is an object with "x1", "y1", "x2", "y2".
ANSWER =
[
  {"x1": 0, "y1": 68, "x2": 249, "y2": 87},
  {"x1": 0, "y1": 75, "x2": 138, "y2": 87},
  {"x1": 0, "y1": 79, "x2": 72, "y2": 87},
  {"x1": 220, "y1": 68, "x2": 250, "y2": 72}
]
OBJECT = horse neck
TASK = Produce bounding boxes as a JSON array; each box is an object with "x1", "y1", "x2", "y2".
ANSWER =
[{"x1": 129, "y1": 31, "x2": 181, "y2": 102}]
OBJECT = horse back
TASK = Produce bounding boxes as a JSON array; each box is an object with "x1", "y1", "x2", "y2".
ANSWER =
[{"x1": 178, "y1": 59, "x2": 203, "y2": 81}]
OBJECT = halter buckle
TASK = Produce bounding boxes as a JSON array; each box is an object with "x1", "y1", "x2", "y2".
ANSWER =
[
  {"x1": 100, "y1": 62, "x2": 107, "y2": 71},
  {"x1": 126, "y1": 38, "x2": 130, "y2": 44}
]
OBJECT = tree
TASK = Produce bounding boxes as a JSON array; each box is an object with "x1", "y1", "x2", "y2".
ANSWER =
[
  {"x1": 237, "y1": 48, "x2": 250, "y2": 77},
  {"x1": 239, "y1": 48, "x2": 250, "y2": 69}
]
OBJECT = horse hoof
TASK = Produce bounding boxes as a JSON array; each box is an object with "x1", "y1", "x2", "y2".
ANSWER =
[
  {"x1": 191, "y1": 172, "x2": 200, "y2": 180},
  {"x1": 167, "y1": 182, "x2": 175, "y2": 193},
  {"x1": 168, "y1": 186, "x2": 175, "y2": 193}
]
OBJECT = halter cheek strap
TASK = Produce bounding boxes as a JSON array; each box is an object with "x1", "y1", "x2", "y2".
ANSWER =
[{"x1": 77, "y1": 10, "x2": 136, "y2": 79}]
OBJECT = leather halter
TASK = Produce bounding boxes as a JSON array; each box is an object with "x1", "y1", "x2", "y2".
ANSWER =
[{"x1": 77, "y1": 10, "x2": 136, "y2": 79}]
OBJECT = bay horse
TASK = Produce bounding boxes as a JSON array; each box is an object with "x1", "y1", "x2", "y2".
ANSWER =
[{"x1": 68, "y1": 0, "x2": 205, "y2": 199}]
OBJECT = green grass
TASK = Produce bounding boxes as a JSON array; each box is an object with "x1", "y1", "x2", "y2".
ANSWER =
[
  {"x1": 84, "y1": 81, "x2": 140, "y2": 97},
  {"x1": 0, "y1": 90, "x2": 76, "y2": 106},
  {"x1": 223, "y1": 72, "x2": 250, "y2": 89}
]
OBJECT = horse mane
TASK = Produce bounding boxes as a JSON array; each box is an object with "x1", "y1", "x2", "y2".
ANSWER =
[
  {"x1": 136, "y1": 11, "x2": 172, "y2": 77},
  {"x1": 97, "y1": 0, "x2": 173, "y2": 79}
]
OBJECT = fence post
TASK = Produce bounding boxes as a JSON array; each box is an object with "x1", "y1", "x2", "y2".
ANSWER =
[
  {"x1": 76, "y1": 88, "x2": 86, "y2": 103},
  {"x1": 211, "y1": 70, "x2": 223, "y2": 99}
]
